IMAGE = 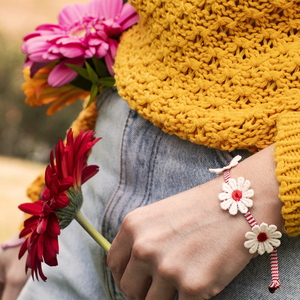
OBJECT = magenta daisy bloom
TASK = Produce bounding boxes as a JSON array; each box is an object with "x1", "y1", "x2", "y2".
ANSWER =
[
  {"x1": 22, "y1": 0, "x2": 139, "y2": 87},
  {"x1": 18, "y1": 129, "x2": 100, "y2": 281}
]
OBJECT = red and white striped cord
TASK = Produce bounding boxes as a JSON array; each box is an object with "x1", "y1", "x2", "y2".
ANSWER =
[
  {"x1": 1, "y1": 238, "x2": 26, "y2": 250},
  {"x1": 223, "y1": 168, "x2": 281, "y2": 293},
  {"x1": 243, "y1": 210, "x2": 258, "y2": 228}
]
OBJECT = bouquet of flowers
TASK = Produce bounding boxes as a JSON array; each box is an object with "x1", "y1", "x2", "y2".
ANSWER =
[
  {"x1": 16, "y1": 0, "x2": 138, "y2": 281},
  {"x1": 22, "y1": 0, "x2": 138, "y2": 115}
]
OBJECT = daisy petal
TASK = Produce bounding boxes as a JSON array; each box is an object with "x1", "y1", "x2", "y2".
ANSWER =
[
  {"x1": 222, "y1": 182, "x2": 233, "y2": 193},
  {"x1": 263, "y1": 241, "x2": 274, "y2": 253},
  {"x1": 244, "y1": 239, "x2": 256, "y2": 248},
  {"x1": 242, "y1": 189, "x2": 254, "y2": 198},
  {"x1": 268, "y1": 238, "x2": 281, "y2": 247},
  {"x1": 237, "y1": 177, "x2": 245, "y2": 190},
  {"x1": 220, "y1": 199, "x2": 233, "y2": 210},
  {"x1": 245, "y1": 231, "x2": 257, "y2": 239},
  {"x1": 249, "y1": 242, "x2": 259, "y2": 254},
  {"x1": 252, "y1": 225, "x2": 260, "y2": 235},
  {"x1": 260, "y1": 222, "x2": 269, "y2": 233},
  {"x1": 266, "y1": 224, "x2": 278, "y2": 234},
  {"x1": 257, "y1": 242, "x2": 266, "y2": 255},
  {"x1": 268, "y1": 231, "x2": 282, "y2": 239},
  {"x1": 228, "y1": 178, "x2": 237, "y2": 191},
  {"x1": 237, "y1": 201, "x2": 248, "y2": 214},
  {"x1": 228, "y1": 201, "x2": 238, "y2": 215},
  {"x1": 218, "y1": 192, "x2": 231, "y2": 201},
  {"x1": 241, "y1": 179, "x2": 251, "y2": 192},
  {"x1": 240, "y1": 197, "x2": 253, "y2": 208}
]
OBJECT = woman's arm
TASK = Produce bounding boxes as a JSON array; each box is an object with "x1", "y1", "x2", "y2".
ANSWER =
[
  {"x1": 107, "y1": 145, "x2": 283, "y2": 299},
  {"x1": 0, "y1": 235, "x2": 30, "y2": 300}
]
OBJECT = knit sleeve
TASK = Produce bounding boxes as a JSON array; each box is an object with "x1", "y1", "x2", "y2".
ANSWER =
[{"x1": 274, "y1": 112, "x2": 300, "y2": 236}]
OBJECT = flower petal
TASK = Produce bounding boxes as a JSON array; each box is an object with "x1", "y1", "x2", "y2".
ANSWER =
[
  {"x1": 245, "y1": 231, "x2": 257, "y2": 239},
  {"x1": 268, "y1": 231, "x2": 282, "y2": 239},
  {"x1": 263, "y1": 241, "x2": 274, "y2": 253},
  {"x1": 228, "y1": 201, "x2": 238, "y2": 215},
  {"x1": 268, "y1": 238, "x2": 281, "y2": 248},
  {"x1": 220, "y1": 199, "x2": 233, "y2": 211},
  {"x1": 48, "y1": 57, "x2": 85, "y2": 87},
  {"x1": 248, "y1": 241, "x2": 259, "y2": 254},
  {"x1": 236, "y1": 177, "x2": 245, "y2": 190},
  {"x1": 266, "y1": 224, "x2": 278, "y2": 234},
  {"x1": 99, "y1": 0, "x2": 122, "y2": 19},
  {"x1": 252, "y1": 225, "x2": 260, "y2": 235},
  {"x1": 222, "y1": 182, "x2": 233, "y2": 194},
  {"x1": 240, "y1": 197, "x2": 253, "y2": 208},
  {"x1": 19, "y1": 201, "x2": 44, "y2": 215},
  {"x1": 244, "y1": 239, "x2": 256, "y2": 249},
  {"x1": 260, "y1": 222, "x2": 269, "y2": 233},
  {"x1": 218, "y1": 192, "x2": 231, "y2": 201},
  {"x1": 119, "y1": 3, "x2": 139, "y2": 31},
  {"x1": 257, "y1": 242, "x2": 266, "y2": 255},
  {"x1": 228, "y1": 178, "x2": 237, "y2": 192},
  {"x1": 242, "y1": 189, "x2": 254, "y2": 198},
  {"x1": 237, "y1": 201, "x2": 248, "y2": 214},
  {"x1": 58, "y1": 3, "x2": 89, "y2": 26}
]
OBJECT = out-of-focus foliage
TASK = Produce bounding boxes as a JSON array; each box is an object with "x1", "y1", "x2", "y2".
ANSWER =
[{"x1": 0, "y1": 33, "x2": 83, "y2": 162}]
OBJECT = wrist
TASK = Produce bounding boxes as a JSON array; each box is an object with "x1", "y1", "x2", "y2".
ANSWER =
[{"x1": 229, "y1": 146, "x2": 283, "y2": 231}]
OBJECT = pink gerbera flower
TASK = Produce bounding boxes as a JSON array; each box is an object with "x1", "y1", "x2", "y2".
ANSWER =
[
  {"x1": 22, "y1": 0, "x2": 138, "y2": 87},
  {"x1": 18, "y1": 129, "x2": 100, "y2": 281}
]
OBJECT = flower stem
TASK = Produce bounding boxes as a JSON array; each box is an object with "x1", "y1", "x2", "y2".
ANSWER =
[{"x1": 75, "y1": 210, "x2": 111, "y2": 253}]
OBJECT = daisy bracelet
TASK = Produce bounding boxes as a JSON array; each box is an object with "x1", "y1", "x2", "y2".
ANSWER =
[{"x1": 209, "y1": 156, "x2": 282, "y2": 293}]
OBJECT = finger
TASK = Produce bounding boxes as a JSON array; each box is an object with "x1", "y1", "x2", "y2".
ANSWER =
[
  {"x1": 1, "y1": 282, "x2": 25, "y2": 300},
  {"x1": 107, "y1": 223, "x2": 133, "y2": 286},
  {"x1": 145, "y1": 277, "x2": 176, "y2": 300},
  {"x1": 119, "y1": 258, "x2": 152, "y2": 299}
]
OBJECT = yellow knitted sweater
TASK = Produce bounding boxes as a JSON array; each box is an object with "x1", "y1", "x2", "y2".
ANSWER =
[{"x1": 113, "y1": 0, "x2": 300, "y2": 235}]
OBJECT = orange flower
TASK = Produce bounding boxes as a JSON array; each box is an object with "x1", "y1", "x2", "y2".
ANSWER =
[{"x1": 22, "y1": 63, "x2": 90, "y2": 116}]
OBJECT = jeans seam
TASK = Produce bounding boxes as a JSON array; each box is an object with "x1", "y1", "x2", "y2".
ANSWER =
[
  {"x1": 140, "y1": 131, "x2": 164, "y2": 206},
  {"x1": 100, "y1": 109, "x2": 132, "y2": 236},
  {"x1": 100, "y1": 108, "x2": 132, "y2": 300}
]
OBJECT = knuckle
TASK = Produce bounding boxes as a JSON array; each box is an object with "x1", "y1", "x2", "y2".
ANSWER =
[
  {"x1": 121, "y1": 210, "x2": 142, "y2": 235},
  {"x1": 179, "y1": 276, "x2": 224, "y2": 299},
  {"x1": 131, "y1": 239, "x2": 155, "y2": 261},
  {"x1": 121, "y1": 213, "x2": 135, "y2": 233},
  {"x1": 209, "y1": 284, "x2": 225, "y2": 297},
  {"x1": 180, "y1": 275, "x2": 206, "y2": 297},
  {"x1": 157, "y1": 258, "x2": 177, "y2": 280}
]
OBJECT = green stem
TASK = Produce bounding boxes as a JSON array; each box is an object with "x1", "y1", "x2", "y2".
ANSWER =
[{"x1": 75, "y1": 210, "x2": 111, "y2": 253}]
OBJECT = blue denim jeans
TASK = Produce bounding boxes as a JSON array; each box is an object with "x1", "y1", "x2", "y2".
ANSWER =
[{"x1": 19, "y1": 89, "x2": 300, "y2": 300}]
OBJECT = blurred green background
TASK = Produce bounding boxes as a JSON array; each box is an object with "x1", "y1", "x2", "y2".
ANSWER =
[{"x1": 0, "y1": 0, "x2": 89, "y2": 162}]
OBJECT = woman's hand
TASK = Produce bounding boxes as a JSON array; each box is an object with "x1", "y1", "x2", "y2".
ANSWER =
[
  {"x1": 0, "y1": 234, "x2": 30, "y2": 300},
  {"x1": 107, "y1": 145, "x2": 283, "y2": 299}
]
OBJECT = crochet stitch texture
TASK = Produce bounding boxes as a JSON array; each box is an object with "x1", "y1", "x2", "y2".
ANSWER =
[
  {"x1": 114, "y1": 0, "x2": 300, "y2": 235},
  {"x1": 115, "y1": 0, "x2": 300, "y2": 152}
]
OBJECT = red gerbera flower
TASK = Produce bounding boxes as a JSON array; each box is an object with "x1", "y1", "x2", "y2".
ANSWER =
[{"x1": 18, "y1": 129, "x2": 100, "y2": 281}]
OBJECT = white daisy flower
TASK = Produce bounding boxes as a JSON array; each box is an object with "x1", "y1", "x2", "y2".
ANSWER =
[
  {"x1": 244, "y1": 223, "x2": 282, "y2": 255},
  {"x1": 218, "y1": 177, "x2": 254, "y2": 215}
]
